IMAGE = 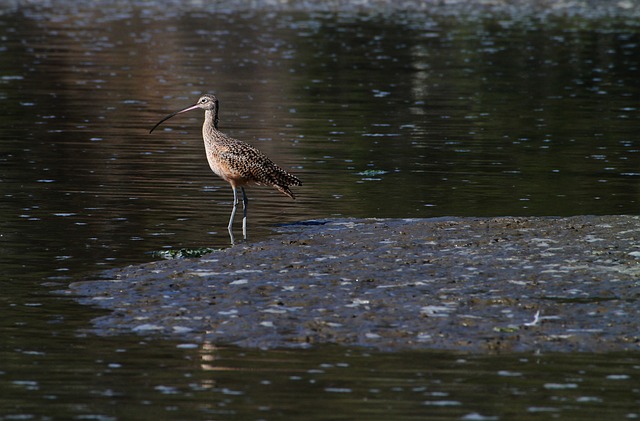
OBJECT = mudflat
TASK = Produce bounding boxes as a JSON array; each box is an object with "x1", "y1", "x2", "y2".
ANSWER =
[{"x1": 69, "y1": 216, "x2": 640, "y2": 353}]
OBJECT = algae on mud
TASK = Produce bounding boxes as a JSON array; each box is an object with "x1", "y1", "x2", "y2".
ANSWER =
[{"x1": 68, "y1": 216, "x2": 640, "y2": 353}]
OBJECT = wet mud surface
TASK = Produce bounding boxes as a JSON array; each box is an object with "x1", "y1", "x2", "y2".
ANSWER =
[{"x1": 69, "y1": 216, "x2": 640, "y2": 353}]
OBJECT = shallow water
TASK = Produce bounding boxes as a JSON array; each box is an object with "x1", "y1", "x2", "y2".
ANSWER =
[
  {"x1": 4, "y1": 339, "x2": 640, "y2": 420},
  {"x1": 1, "y1": 1, "x2": 640, "y2": 419}
]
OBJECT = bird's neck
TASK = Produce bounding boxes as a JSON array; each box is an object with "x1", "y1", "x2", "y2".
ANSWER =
[{"x1": 204, "y1": 109, "x2": 219, "y2": 131}]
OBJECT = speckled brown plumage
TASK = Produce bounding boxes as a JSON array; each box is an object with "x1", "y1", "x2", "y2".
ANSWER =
[
  {"x1": 149, "y1": 93, "x2": 301, "y2": 241},
  {"x1": 200, "y1": 97, "x2": 301, "y2": 198}
]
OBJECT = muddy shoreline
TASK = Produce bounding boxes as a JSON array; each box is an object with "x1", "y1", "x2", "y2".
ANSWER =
[{"x1": 68, "y1": 216, "x2": 640, "y2": 353}]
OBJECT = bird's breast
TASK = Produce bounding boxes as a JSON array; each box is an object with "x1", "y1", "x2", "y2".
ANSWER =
[{"x1": 204, "y1": 146, "x2": 254, "y2": 186}]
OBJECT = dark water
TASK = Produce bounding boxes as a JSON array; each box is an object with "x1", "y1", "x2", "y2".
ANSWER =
[{"x1": 1, "y1": 1, "x2": 640, "y2": 419}]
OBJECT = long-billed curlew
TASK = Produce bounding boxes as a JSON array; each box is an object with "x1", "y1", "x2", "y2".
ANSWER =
[{"x1": 149, "y1": 94, "x2": 301, "y2": 243}]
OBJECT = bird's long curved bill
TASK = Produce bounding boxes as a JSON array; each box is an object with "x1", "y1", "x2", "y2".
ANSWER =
[{"x1": 149, "y1": 103, "x2": 201, "y2": 134}]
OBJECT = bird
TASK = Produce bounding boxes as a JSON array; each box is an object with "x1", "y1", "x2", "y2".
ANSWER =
[{"x1": 149, "y1": 94, "x2": 301, "y2": 243}]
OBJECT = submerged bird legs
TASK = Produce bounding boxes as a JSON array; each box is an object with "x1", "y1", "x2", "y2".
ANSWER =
[{"x1": 229, "y1": 186, "x2": 248, "y2": 244}]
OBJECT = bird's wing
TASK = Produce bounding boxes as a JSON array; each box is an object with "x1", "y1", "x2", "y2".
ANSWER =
[{"x1": 220, "y1": 146, "x2": 280, "y2": 185}]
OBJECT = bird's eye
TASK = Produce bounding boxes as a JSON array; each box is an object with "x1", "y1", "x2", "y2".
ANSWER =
[{"x1": 200, "y1": 98, "x2": 207, "y2": 103}]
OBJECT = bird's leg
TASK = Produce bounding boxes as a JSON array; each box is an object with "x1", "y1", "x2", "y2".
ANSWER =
[
  {"x1": 228, "y1": 186, "x2": 238, "y2": 244},
  {"x1": 228, "y1": 227, "x2": 236, "y2": 246},
  {"x1": 241, "y1": 187, "x2": 248, "y2": 240}
]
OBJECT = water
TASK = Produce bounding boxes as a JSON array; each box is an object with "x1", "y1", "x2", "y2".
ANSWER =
[
  {"x1": 1, "y1": 1, "x2": 640, "y2": 419},
  {"x1": 4, "y1": 342, "x2": 640, "y2": 420}
]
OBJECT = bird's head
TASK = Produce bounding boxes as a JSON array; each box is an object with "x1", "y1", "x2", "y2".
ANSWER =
[{"x1": 149, "y1": 94, "x2": 219, "y2": 133}]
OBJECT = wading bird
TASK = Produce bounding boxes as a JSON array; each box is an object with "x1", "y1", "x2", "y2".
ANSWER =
[{"x1": 150, "y1": 94, "x2": 301, "y2": 244}]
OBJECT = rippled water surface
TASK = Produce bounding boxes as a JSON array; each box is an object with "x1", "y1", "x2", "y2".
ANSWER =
[{"x1": 1, "y1": 1, "x2": 640, "y2": 419}]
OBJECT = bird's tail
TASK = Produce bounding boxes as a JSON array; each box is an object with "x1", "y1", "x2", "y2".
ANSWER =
[
  {"x1": 276, "y1": 184, "x2": 296, "y2": 199},
  {"x1": 273, "y1": 169, "x2": 301, "y2": 199}
]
